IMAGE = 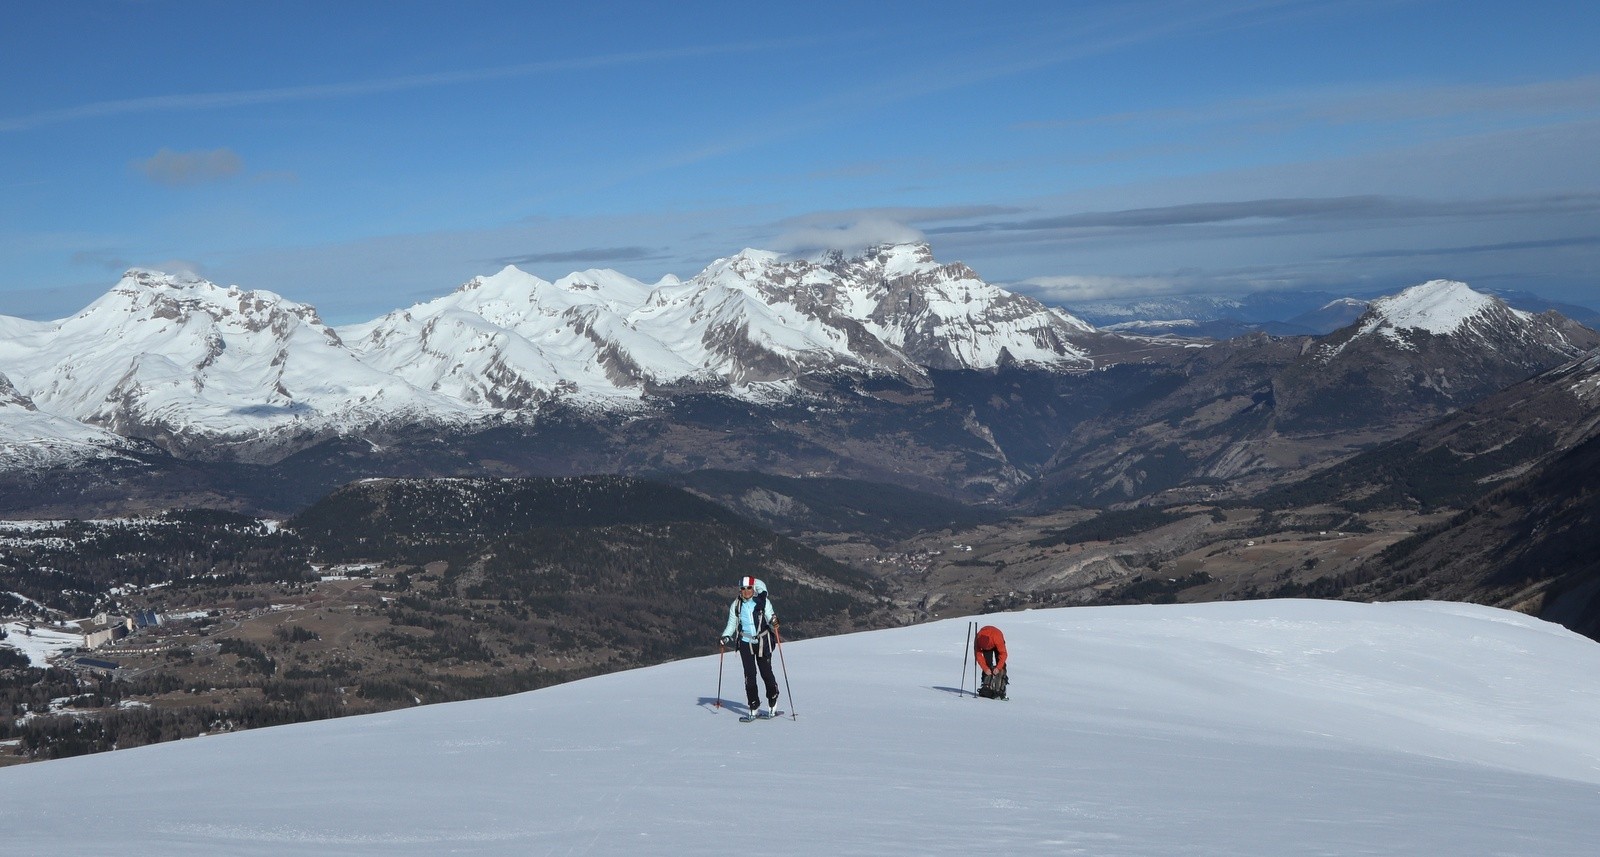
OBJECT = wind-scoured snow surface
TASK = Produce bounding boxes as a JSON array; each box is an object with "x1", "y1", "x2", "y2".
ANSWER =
[{"x1": 4, "y1": 599, "x2": 1599, "y2": 855}]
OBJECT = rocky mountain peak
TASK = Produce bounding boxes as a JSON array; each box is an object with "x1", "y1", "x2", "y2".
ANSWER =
[
  {"x1": 91, "y1": 269, "x2": 329, "y2": 337},
  {"x1": 1312, "y1": 278, "x2": 1593, "y2": 363},
  {"x1": 862, "y1": 241, "x2": 939, "y2": 276},
  {"x1": 1274, "y1": 278, "x2": 1600, "y2": 434},
  {"x1": 1364, "y1": 279, "x2": 1507, "y2": 336},
  {"x1": 0, "y1": 371, "x2": 35, "y2": 411}
]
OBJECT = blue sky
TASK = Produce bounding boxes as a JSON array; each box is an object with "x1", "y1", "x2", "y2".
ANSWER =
[{"x1": 3, "y1": 0, "x2": 1598, "y2": 323}]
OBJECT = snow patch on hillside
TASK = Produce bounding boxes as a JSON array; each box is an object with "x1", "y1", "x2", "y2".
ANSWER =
[{"x1": 1, "y1": 621, "x2": 82, "y2": 667}]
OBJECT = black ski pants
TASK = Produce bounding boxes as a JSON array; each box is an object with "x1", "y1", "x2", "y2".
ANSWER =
[{"x1": 737, "y1": 635, "x2": 779, "y2": 709}]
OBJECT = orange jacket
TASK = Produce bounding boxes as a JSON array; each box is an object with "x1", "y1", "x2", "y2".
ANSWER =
[{"x1": 974, "y1": 625, "x2": 1007, "y2": 673}]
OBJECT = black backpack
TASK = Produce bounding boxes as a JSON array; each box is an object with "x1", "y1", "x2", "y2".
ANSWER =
[{"x1": 978, "y1": 668, "x2": 1008, "y2": 699}]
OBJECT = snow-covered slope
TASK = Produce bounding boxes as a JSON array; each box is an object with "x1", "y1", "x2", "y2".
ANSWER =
[
  {"x1": 0, "y1": 270, "x2": 477, "y2": 457},
  {"x1": 631, "y1": 249, "x2": 918, "y2": 384},
  {"x1": 339, "y1": 265, "x2": 695, "y2": 407},
  {"x1": 3, "y1": 599, "x2": 1598, "y2": 855},
  {"x1": 1372, "y1": 280, "x2": 1501, "y2": 334},
  {"x1": 0, "y1": 372, "x2": 132, "y2": 466},
  {"x1": 1328, "y1": 278, "x2": 1588, "y2": 356}
]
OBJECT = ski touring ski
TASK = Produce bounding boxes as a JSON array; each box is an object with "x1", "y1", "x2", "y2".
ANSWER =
[{"x1": 738, "y1": 710, "x2": 784, "y2": 722}]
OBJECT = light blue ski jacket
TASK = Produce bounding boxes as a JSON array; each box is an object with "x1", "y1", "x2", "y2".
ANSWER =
[{"x1": 722, "y1": 577, "x2": 776, "y2": 644}]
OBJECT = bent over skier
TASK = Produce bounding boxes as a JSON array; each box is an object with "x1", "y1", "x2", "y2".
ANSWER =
[
  {"x1": 974, "y1": 624, "x2": 1009, "y2": 699},
  {"x1": 720, "y1": 576, "x2": 780, "y2": 718}
]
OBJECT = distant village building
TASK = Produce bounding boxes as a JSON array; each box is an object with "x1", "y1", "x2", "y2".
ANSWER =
[
  {"x1": 75, "y1": 657, "x2": 120, "y2": 675},
  {"x1": 80, "y1": 619, "x2": 127, "y2": 650},
  {"x1": 79, "y1": 609, "x2": 163, "y2": 649}
]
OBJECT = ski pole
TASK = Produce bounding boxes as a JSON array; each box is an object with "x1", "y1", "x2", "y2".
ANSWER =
[
  {"x1": 961, "y1": 621, "x2": 974, "y2": 698},
  {"x1": 966, "y1": 623, "x2": 979, "y2": 697},
  {"x1": 716, "y1": 642, "x2": 725, "y2": 709},
  {"x1": 773, "y1": 625, "x2": 796, "y2": 720}
]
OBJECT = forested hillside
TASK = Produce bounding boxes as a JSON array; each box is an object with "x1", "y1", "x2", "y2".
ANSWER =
[{"x1": 1, "y1": 476, "x2": 891, "y2": 764}]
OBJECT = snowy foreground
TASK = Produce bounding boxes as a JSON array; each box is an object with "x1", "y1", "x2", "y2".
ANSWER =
[{"x1": 4, "y1": 599, "x2": 1600, "y2": 855}]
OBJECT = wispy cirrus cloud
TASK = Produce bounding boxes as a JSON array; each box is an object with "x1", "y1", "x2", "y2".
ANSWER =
[
  {"x1": 778, "y1": 205, "x2": 1025, "y2": 227},
  {"x1": 535, "y1": 2, "x2": 1334, "y2": 205},
  {"x1": 0, "y1": 40, "x2": 808, "y2": 133},
  {"x1": 1014, "y1": 75, "x2": 1600, "y2": 133}
]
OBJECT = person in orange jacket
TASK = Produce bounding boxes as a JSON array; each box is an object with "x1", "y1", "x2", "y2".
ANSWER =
[{"x1": 974, "y1": 624, "x2": 1008, "y2": 699}]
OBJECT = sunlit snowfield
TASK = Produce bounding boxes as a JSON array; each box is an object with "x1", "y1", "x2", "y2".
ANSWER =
[{"x1": 4, "y1": 599, "x2": 1598, "y2": 855}]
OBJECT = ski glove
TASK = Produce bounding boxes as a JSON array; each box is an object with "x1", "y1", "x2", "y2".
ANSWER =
[{"x1": 720, "y1": 636, "x2": 733, "y2": 647}]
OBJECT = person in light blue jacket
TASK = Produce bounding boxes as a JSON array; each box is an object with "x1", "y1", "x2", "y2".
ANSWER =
[{"x1": 720, "y1": 575, "x2": 780, "y2": 717}]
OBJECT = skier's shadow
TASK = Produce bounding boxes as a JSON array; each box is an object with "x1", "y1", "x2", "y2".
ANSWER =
[
  {"x1": 931, "y1": 685, "x2": 971, "y2": 697},
  {"x1": 699, "y1": 696, "x2": 738, "y2": 712}
]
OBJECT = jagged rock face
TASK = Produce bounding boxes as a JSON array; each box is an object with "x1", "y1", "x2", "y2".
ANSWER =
[
  {"x1": 0, "y1": 372, "x2": 35, "y2": 412},
  {"x1": 340, "y1": 242, "x2": 1098, "y2": 409},
  {"x1": 1340, "y1": 423, "x2": 1600, "y2": 639},
  {"x1": 643, "y1": 244, "x2": 1094, "y2": 382},
  {"x1": 822, "y1": 244, "x2": 1095, "y2": 370}
]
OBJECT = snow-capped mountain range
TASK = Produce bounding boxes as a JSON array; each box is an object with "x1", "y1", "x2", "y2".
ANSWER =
[
  {"x1": 0, "y1": 270, "x2": 476, "y2": 461},
  {"x1": 0, "y1": 244, "x2": 1096, "y2": 466},
  {"x1": 1, "y1": 246, "x2": 1593, "y2": 483}
]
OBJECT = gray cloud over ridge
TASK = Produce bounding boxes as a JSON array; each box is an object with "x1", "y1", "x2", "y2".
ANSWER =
[
  {"x1": 929, "y1": 192, "x2": 1600, "y2": 235},
  {"x1": 1335, "y1": 234, "x2": 1600, "y2": 260}
]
